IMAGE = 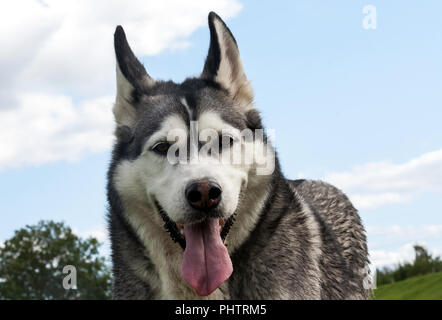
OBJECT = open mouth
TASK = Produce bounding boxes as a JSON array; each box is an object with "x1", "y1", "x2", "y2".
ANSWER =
[
  {"x1": 154, "y1": 200, "x2": 236, "y2": 296},
  {"x1": 154, "y1": 200, "x2": 236, "y2": 250}
]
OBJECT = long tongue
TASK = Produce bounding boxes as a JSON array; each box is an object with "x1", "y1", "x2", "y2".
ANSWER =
[{"x1": 181, "y1": 219, "x2": 233, "y2": 296}]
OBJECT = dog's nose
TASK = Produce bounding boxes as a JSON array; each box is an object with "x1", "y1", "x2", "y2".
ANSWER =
[{"x1": 185, "y1": 180, "x2": 222, "y2": 211}]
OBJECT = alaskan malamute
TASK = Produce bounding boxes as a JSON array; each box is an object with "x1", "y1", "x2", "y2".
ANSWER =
[{"x1": 107, "y1": 12, "x2": 370, "y2": 299}]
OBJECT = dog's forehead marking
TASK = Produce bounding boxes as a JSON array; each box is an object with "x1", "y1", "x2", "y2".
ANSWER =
[
  {"x1": 179, "y1": 96, "x2": 237, "y2": 133},
  {"x1": 180, "y1": 97, "x2": 193, "y2": 121}
]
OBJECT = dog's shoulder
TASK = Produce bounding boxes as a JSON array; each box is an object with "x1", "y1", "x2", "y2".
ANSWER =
[
  {"x1": 289, "y1": 179, "x2": 357, "y2": 220},
  {"x1": 288, "y1": 179, "x2": 368, "y2": 259},
  {"x1": 289, "y1": 179, "x2": 360, "y2": 228},
  {"x1": 288, "y1": 179, "x2": 370, "y2": 296},
  {"x1": 288, "y1": 179, "x2": 370, "y2": 299}
]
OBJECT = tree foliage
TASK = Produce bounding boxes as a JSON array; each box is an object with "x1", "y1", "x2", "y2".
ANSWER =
[
  {"x1": 0, "y1": 220, "x2": 111, "y2": 299},
  {"x1": 376, "y1": 245, "x2": 442, "y2": 286}
]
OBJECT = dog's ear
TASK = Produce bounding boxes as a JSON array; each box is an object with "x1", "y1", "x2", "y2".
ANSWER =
[
  {"x1": 201, "y1": 12, "x2": 253, "y2": 110},
  {"x1": 113, "y1": 26, "x2": 154, "y2": 127}
]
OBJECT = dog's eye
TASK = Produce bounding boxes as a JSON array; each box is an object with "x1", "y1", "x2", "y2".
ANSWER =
[
  {"x1": 151, "y1": 142, "x2": 170, "y2": 156},
  {"x1": 219, "y1": 134, "x2": 235, "y2": 150}
]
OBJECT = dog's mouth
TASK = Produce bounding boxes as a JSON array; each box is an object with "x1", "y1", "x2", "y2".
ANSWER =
[
  {"x1": 154, "y1": 200, "x2": 235, "y2": 296},
  {"x1": 154, "y1": 200, "x2": 236, "y2": 250}
]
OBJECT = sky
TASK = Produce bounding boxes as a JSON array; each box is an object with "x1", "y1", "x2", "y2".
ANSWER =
[{"x1": 0, "y1": 0, "x2": 441, "y2": 270}]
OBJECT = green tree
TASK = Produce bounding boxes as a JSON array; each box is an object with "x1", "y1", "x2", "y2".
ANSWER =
[
  {"x1": 376, "y1": 244, "x2": 442, "y2": 286},
  {"x1": 0, "y1": 220, "x2": 111, "y2": 299}
]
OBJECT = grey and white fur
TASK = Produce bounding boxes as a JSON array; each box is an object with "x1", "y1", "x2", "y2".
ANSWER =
[{"x1": 107, "y1": 12, "x2": 370, "y2": 300}]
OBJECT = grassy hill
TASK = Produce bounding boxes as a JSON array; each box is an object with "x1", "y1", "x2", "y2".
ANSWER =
[{"x1": 373, "y1": 272, "x2": 442, "y2": 300}]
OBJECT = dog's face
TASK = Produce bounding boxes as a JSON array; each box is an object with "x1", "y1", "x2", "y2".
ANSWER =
[{"x1": 111, "y1": 12, "x2": 273, "y2": 296}]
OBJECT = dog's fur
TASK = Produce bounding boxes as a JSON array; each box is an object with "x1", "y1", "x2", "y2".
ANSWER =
[{"x1": 107, "y1": 12, "x2": 370, "y2": 300}]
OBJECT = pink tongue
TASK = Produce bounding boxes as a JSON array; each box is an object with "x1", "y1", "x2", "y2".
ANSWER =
[{"x1": 181, "y1": 219, "x2": 233, "y2": 296}]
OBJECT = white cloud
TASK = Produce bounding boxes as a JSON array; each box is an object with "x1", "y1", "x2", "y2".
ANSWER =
[
  {"x1": 369, "y1": 243, "x2": 417, "y2": 269},
  {"x1": 367, "y1": 224, "x2": 442, "y2": 240},
  {"x1": 0, "y1": 0, "x2": 242, "y2": 170},
  {"x1": 350, "y1": 193, "x2": 409, "y2": 210},
  {"x1": 324, "y1": 149, "x2": 442, "y2": 210},
  {"x1": 0, "y1": 94, "x2": 115, "y2": 169},
  {"x1": 369, "y1": 242, "x2": 442, "y2": 269},
  {"x1": 76, "y1": 225, "x2": 108, "y2": 243},
  {"x1": 367, "y1": 225, "x2": 442, "y2": 268},
  {"x1": 367, "y1": 224, "x2": 442, "y2": 252}
]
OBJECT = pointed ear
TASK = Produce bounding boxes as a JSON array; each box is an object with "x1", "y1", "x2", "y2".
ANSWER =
[
  {"x1": 201, "y1": 12, "x2": 254, "y2": 109},
  {"x1": 113, "y1": 26, "x2": 154, "y2": 127}
]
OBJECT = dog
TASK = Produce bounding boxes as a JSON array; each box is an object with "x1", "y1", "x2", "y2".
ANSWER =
[{"x1": 107, "y1": 12, "x2": 370, "y2": 299}]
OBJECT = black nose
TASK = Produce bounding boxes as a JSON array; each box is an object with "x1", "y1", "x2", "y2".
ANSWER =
[{"x1": 185, "y1": 180, "x2": 222, "y2": 211}]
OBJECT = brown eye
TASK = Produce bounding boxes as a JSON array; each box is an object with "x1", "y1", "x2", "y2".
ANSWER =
[{"x1": 152, "y1": 142, "x2": 170, "y2": 156}]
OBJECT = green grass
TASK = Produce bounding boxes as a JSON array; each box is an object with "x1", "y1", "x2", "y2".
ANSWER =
[{"x1": 373, "y1": 272, "x2": 442, "y2": 300}]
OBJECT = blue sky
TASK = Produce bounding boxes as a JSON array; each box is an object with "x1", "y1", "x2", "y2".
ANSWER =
[{"x1": 1, "y1": 0, "x2": 441, "y2": 268}]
